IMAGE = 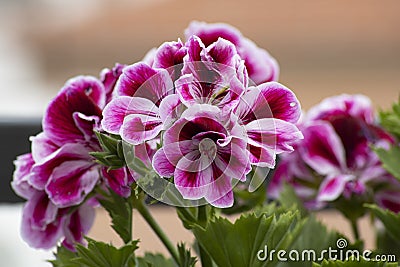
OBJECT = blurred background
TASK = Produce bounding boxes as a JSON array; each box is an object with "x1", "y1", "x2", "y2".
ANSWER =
[{"x1": 0, "y1": 0, "x2": 399, "y2": 265}]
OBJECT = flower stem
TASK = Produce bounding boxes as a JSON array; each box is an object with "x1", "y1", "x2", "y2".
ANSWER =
[
  {"x1": 197, "y1": 205, "x2": 213, "y2": 267},
  {"x1": 135, "y1": 199, "x2": 180, "y2": 264},
  {"x1": 350, "y1": 219, "x2": 360, "y2": 241}
]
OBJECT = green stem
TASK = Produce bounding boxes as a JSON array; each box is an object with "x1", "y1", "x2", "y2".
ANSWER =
[
  {"x1": 197, "y1": 206, "x2": 213, "y2": 267},
  {"x1": 135, "y1": 199, "x2": 180, "y2": 264},
  {"x1": 350, "y1": 219, "x2": 360, "y2": 241}
]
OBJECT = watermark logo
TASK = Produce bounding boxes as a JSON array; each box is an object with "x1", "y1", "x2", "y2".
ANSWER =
[{"x1": 256, "y1": 238, "x2": 396, "y2": 263}]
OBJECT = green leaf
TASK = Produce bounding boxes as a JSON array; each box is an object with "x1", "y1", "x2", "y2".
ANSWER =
[
  {"x1": 49, "y1": 246, "x2": 80, "y2": 267},
  {"x1": 278, "y1": 184, "x2": 308, "y2": 218},
  {"x1": 177, "y1": 243, "x2": 197, "y2": 267},
  {"x1": 366, "y1": 204, "x2": 400, "y2": 242},
  {"x1": 177, "y1": 206, "x2": 198, "y2": 230},
  {"x1": 222, "y1": 180, "x2": 267, "y2": 215},
  {"x1": 73, "y1": 238, "x2": 139, "y2": 267},
  {"x1": 177, "y1": 205, "x2": 215, "y2": 230},
  {"x1": 91, "y1": 132, "x2": 126, "y2": 169},
  {"x1": 373, "y1": 145, "x2": 400, "y2": 180},
  {"x1": 282, "y1": 215, "x2": 350, "y2": 267},
  {"x1": 97, "y1": 189, "x2": 133, "y2": 244},
  {"x1": 313, "y1": 257, "x2": 398, "y2": 267},
  {"x1": 376, "y1": 227, "x2": 400, "y2": 260},
  {"x1": 192, "y1": 211, "x2": 302, "y2": 267},
  {"x1": 136, "y1": 253, "x2": 176, "y2": 267},
  {"x1": 379, "y1": 98, "x2": 400, "y2": 139}
]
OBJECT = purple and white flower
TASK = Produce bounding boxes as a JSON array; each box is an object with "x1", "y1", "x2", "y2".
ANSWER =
[
  {"x1": 234, "y1": 82, "x2": 302, "y2": 167},
  {"x1": 269, "y1": 94, "x2": 400, "y2": 212},
  {"x1": 152, "y1": 104, "x2": 251, "y2": 207},
  {"x1": 12, "y1": 72, "x2": 134, "y2": 250},
  {"x1": 175, "y1": 36, "x2": 248, "y2": 111},
  {"x1": 185, "y1": 21, "x2": 279, "y2": 84}
]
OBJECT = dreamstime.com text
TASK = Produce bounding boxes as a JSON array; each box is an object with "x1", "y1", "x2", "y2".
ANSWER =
[{"x1": 256, "y1": 238, "x2": 396, "y2": 263}]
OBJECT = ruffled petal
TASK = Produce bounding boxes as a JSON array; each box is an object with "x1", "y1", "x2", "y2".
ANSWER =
[
  {"x1": 306, "y1": 94, "x2": 375, "y2": 124},
  {"x1": 152, "y1": 140, "x2": 195, "y2": 177},
  {"x1": 178, "y1": 37, "x2": 247, "y2": 110},
  {"x1": 205, "y1": 171, "x2": 234, "y2": 208},
  {"x1": 153, "y1": 40, "x2": 186, "y2": 80},
  {"x1": 31, "y1": 132, "x2": 58, "y2": 163},
  {"x1": 158, "y1": 94, "x2": 185, "y2": 128},
  {"x1": 238, "y1": 38, "x2": 279, "y2": 84},
  {"x1": 43, "y1": 86, "x2": 102, "y2": 147},
  {"x1": 30, "y1": 143, "x2": 92, "y2": 190},
  {"x1": 235, "y1": 82, "x2": 301, "y2": 124},
  {"x1": 20, "y1": 191, "x2": 63, "y2": 249},
  {"x1": 45, "y1": 160, "x2": 99, "y2": 208},
  {"x1": 185, "y1": 21, "x2": 279, "y2": 84},
  {"x1": 100, "y1": 63, "x2": 125, "y2": 103},
  {"x1": 11, "y1": 153, "x2": 36, "y2": 199},
  {"x1": 72, "y1": 112, "x2": 100, "y2": 144},
  {"x1": 102, "y1": 96, "x2": 159, "y2": 134},
  {"x1": 116, "y1": 62, "x2": 174, "y2": 105},
  {"x1": 184, "y1": 21, "x2": 242, "y2": 47},
  {"x1": 245, "y1": 118, "x2": 303, "y2": 158},
  {"x1": 101, "y1": 167, "x2": 133, "y2": 198},
  {"x1": 163, "y1": 107, "x2": 227, "y2": 145},
  {"x1": 62, "y1": 203, "x2": 95, "y2": 251},
  {"x1": 214, "y1": 138, "x2": 251, "y2": 181},
  {"x1": 375, "y1": 190, "x2": 400, "y2": 213},
  {"x1": 317, "y1": 174, "x2": 354, "y2": 202},
  {"x1": 174, "y1": 157, "x2": 213, "y2": 200},
  {"x1": 301, "y1": 122, "x2": 346, "y2": 175},
  {"x1": 61, "y1": 76, "x2": 106, "y2": 109},
  {"x1": 121, "y1": 114, "x2": 163, "y2": 145}
]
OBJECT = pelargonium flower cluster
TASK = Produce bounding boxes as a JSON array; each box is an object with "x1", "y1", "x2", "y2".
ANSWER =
[
  {"x1": 101, "y1": 21, "x2": 302, "y2": 207},
  {"x1": 268, "y1": 94, "x2": 400, "y2": 213},
  {"x1": 11, "y1": 65, "x2": 134, "y2": 250},
  {"x1": 11, "y1": 21, "x2": 302, "y2": 250}
]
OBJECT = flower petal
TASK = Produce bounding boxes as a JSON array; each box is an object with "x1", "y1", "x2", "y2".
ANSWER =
[
  {"x1": 11, "y1": 153, "x2": 36, "y2": 199},
  {"x1": 30, "y1": 143, "x2": 92, "y2": 190},
  {"x1": 152, "y1": 140, "x2": 195, "y2": 177},
  {"x1": 100, "y1": 63, "x2": 125, "y2": 103},
  {"x1": 174, "y1": 160, "x2": 213, "y2": 200},
  {"x1": 317, "y1": 174, "x2": 353, "y2": 202},
  {"x1": 101, "y1": 167, "x2": 133, "y2": 198},
  {"x1": 306, "y1": 94, "x2": 375, "y2": 124},
  {"x1": 158, "y1": 94, "x2": 185, "y2": 128},
  {"x1": 62, "y1": 203, "x2": 95, "y2": 251},
  {"x1": 31, "y1": 132, "x2": 58, "y2": 163},
  {"x1": 235, "y1": 82, "x2": 301, "y2": 124},
  {"x1": 121, "y1": 114, "x2": 163, "y2": 145},
  {"x1": 375, "y1": 190, "x2": 400, "y2": 213},
  {"x1": 153, "y1": 40, "x2": 186, "y2": 80},
  {"x1": 214, "y1": 138, "x2": 251, "y2": 180},
  {"x1": 61, "y1": 76, "x2": 106, "y2": 109},
  {"x1": 301, "y1": 122, "x2": 346, "y2": 175},
  {"x1": 245, "y1": 118, "x2": 303, "y2": 154},
  {"x1": 20, "y1": 192, "x2": 63, "y2": 249},
  {"x1": 43, "y1": 86, "x2": 102, "y2": 147},
  {"x1": 205, "y1": 172, "x2": 234, "y2": 208},
  {"x1": 238, "y1": 38, "x2": 279, "y2": 84},
  {"x1": 116, "y1": 62, "x2": 174, "y2": 105},
  {"x1": 72, "y1": 112, "x2": 100, "y2": 143},
  {"x1": 46, "y1": 161, "x2": 99, "y2": 208},
  {"x1": 102, "y1": 96, "x2": 159, "y2": 134},
  {"x1": 185, "y1": 21, "x2": 279, "y2": 84},
  {"x1": 184, "y1": 21, "x2": 242, "y2": 47}
]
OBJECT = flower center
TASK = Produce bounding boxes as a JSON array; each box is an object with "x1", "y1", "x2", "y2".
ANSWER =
[{"x1": 198, "y1": 138, "x2": 217, "y2": 160}]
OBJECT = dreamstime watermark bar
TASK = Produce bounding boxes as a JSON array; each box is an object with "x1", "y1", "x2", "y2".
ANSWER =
[{"x1": 256, "y1": 238, "x2": 397, "y2": 263}]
